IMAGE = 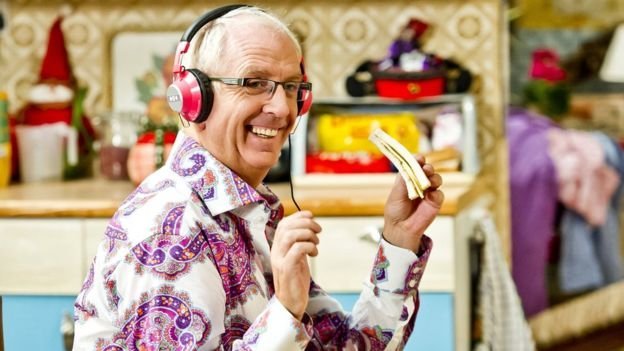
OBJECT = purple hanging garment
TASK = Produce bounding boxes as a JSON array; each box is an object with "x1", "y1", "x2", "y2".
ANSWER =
[{"x1": 507, "y1": 107, "x2": 559, "y2": 317}]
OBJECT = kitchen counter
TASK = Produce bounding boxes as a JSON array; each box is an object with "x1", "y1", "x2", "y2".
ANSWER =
[{"x1": 0, "y1": 172, "x2": 478, "y2": 218}]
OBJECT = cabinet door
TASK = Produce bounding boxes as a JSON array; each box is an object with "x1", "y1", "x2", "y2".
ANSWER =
[
  {"x1": 311, "y1": 217, "x2": 382, "y2": 292},
  {"x1": 0, "y1": 219, "x2": 83, "y2": 294},
  {"x1": 312, "y1": 216, "x2": 456, "y2": 293},
  {"x1": 3, "y1": 295, "x2": 76, "y2": 351}
]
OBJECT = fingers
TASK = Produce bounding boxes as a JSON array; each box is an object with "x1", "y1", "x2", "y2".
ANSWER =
[
  {"x1": 284, "y1": 241, "x2": 319, "y2": 262},
  {"x1": 417, "y1": 155, "x2": 442, "y2": 190},
  {"x1": 426, "y1": 170, "x2": 443, "y2": 189},
  {"x1": 279, "y1": 211, "x2": 322, "y2": 232},
  {"x1": 273, "y1": 211, "x2": 322, "y2": 258},
  {"x1": 425, "y1": 188, "x2": 445, "y2": 209}
]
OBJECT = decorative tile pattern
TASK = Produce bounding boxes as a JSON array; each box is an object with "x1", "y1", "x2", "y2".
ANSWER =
[{"x1": 0, "y1": 0, "x2": 510, "y2": 251}]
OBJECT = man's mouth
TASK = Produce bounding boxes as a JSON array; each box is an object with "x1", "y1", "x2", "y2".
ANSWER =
[{"x1": 250, "y1": 126, "x2": 279, "y2": 138}]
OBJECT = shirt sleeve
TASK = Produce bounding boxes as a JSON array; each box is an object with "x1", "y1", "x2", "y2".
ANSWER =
[
  {"x1": 73, "y1": 232, "x2": 313, "y2": 350},
  {"x1": 305, "y1": 234, "x2": 433, "y2": 350}
]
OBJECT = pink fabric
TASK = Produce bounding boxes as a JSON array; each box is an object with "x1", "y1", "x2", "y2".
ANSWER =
[{"x1": 547, "y1": 129, "x2": 620, "y2": 227}]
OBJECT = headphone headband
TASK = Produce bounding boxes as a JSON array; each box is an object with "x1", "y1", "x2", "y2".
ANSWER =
[
  {"x1": 180, "y1": 4, "x2": 249, "y2": 43},
  {"x1": 167, "y1": 4, "x2": 312, "y2": 123}
]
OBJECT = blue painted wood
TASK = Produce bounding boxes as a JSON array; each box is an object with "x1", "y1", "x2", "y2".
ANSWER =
[
  {"x1": 331, "y1": 292, "x2": 454, "y2": 351},
  {"x1": 3, "y1": 295, "x2": 75, "y2": 351}
]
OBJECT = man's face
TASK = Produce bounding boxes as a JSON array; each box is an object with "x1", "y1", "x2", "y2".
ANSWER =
[{"x1": 198, "y1": 21, "x2": 301, "y2": 186}]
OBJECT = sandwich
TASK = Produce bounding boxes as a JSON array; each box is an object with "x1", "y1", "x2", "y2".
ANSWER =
[{"x1": 369, "y1": 127, "x2": 431, "y2": 199}]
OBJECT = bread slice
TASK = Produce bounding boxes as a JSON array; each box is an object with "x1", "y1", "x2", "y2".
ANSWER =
[{"x1": 369, "y1": 128, "x2": 431, "y2": 199}]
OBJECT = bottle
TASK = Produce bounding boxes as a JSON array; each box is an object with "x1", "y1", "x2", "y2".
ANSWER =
[{"x1": 0, "y1": 91, "x2": 10, "y2": 187}]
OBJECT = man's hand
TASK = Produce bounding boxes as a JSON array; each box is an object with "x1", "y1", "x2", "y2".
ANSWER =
[
  {"x1": 383, "y1": 155, "x2": 444, "y2": 253},
  {"x1": 271, "y1": 210, "x2": 322, "y2": 320}
]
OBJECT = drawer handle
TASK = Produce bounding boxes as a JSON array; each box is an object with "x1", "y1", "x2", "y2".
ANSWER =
[{"x1": 359, "y1": 225, "x2": 383, "y2": 245}]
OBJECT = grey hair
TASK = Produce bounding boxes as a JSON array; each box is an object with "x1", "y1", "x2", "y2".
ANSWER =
[{"x1": 183, "y1": 6, "x2": 302, "y2": 75}]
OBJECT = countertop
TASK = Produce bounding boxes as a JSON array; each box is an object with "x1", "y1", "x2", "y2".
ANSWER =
[{"x1": 0, "y1": 172, "x2": 479, "y2": 218}]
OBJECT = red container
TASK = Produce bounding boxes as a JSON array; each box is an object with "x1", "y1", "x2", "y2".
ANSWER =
[
  {"x1": 373, "y1": 70, "x2": 445, "y2": 100},
  {"x1": 306, "y1": 153, "x2": 391, "y2": 174}
]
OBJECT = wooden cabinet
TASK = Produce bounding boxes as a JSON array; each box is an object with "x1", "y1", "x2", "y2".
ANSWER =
[
  {"x1": 0, "y1": 218, "x2": 108, "y2": 295},
  {"x1": 311, "y1": 216, "x2": 457, "y2": 292},
  {"x1": 0, "y1": 212, "x2": 475, "y2": 351},
  {"x1": 0, "y1": 218, "x2": 109, "y2": 351}
]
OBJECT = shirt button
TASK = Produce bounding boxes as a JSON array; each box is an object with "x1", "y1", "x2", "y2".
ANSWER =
[
  {"x1": 412, "y1": 267, "x2": 419, "y2": 274},
  {"x1": 408, "y1": 279, "x2": 417, "y2": 288}
]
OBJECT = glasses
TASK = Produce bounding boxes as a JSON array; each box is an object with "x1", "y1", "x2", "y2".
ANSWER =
[{"x1": 210, "y1": 77, "x2": 312, "y2": 102}]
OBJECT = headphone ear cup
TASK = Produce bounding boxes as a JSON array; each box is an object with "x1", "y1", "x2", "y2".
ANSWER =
[
  {"x1": 167, "y1": 68, "x2": 213, "y2": 123},
  {"x1": 185, "y1": 68, "x2": 213, "y2": 123},
  {"x1": 298, "y1": 90, "x2": 313, "y2": 116}
]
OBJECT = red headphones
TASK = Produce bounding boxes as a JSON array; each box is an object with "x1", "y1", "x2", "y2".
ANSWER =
[{"x1": 166, "y1": 4, "x2": 313, "y2": 124}]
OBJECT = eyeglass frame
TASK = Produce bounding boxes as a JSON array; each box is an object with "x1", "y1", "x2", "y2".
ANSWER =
[{"x1": 209, "y1": 77, "x2": 312, "y2": 102}]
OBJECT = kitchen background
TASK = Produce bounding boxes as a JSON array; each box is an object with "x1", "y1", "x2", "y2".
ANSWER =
[{"x1": 0, "y1": 0, "x2": 509, "y2": 250}]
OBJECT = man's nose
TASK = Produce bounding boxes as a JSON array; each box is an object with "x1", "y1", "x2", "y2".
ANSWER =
[{"x1": 264, "y1": 84, "x2": 291, "y2": 117}]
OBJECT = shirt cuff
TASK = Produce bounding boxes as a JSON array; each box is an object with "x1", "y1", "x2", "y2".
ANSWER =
[
  {"x1": 242, "y1": 297, "x2": 313, "y2": 350},
  {"x1": 368, "y1": 234, "x2": 433, "y2": 296}
]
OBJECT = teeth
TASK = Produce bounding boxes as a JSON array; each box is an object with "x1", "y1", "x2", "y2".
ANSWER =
[
  {"x1": 251, "y1": 126, "x2": 278, "y2": 138},
  {"x1": 369, "y1": 128, "x2": 431, "y2": 200}
]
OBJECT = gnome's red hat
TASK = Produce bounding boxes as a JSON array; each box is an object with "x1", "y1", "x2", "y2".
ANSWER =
[
  {"x1": 406, "y1": 18, "x2": 430, "y2": 41},
  {"x1": 39, "y1": 16, "x2": 73, "y2": 85}
]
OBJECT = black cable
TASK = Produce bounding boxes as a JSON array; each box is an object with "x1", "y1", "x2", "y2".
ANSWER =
[
  {"x1": 287, "y1": 139, "x2": 328, "y2": 350},
  {"x1": 287, "y1": 136, "x2": 301, "y2": 212}
]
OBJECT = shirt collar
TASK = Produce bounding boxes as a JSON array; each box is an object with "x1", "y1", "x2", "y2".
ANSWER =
[{"x1": 166, "y1": 131, "x2": 281, "y2": 216}]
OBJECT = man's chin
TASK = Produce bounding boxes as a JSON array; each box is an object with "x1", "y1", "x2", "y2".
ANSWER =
[{"x1": 247, "y1": 155, "x2": 281, "y2": 172}]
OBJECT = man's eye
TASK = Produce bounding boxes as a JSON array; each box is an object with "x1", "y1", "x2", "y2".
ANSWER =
[
  {"x1": 284, "y1": 82, "x2": 300, "y2": 93},
  {"x1": 246, "y1": 79, "x2": 270, "y2": 89}
]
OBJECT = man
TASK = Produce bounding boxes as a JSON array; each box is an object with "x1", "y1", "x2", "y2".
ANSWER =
[{"x1": 74, "y1": 5, "x2": 444, "y2": 350}]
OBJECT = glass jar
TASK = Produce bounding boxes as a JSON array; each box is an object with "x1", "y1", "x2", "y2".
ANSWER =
[{"x1": 96, "y1": 111, "x2": 141, "y2": 180}]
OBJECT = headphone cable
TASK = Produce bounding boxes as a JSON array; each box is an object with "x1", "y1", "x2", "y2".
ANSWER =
[{"x1": 287, "y1": 136, "x2": 301, "y2": 212}]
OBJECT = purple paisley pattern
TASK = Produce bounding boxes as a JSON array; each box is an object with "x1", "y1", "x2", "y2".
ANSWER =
[
  {"x1": 74, "y1": 133, "x2": 430, "y2": 350},
  {"x1": 241, "y1": 311, "x2": 268, "y2": 346},
  {"x1": 74, "y1": 263, "x2": 98, "y2": 320},
  {"x1": 205, "y1": 217, "x2": 264, "y2": 310},
  {"x1": 400, "y1": 307, "x2": 418, "y2": 348},
  {"x1": 151, "y1": 203, "x2": 186, "y2": 235},
  {"x1": 370, "y1": 245, "x2": 390, "y2": 293},
  {"x1": 105, "y1": 214, "x2": 127, "y2": 243},
  {"x1": 103, "y1": 266, "x2": 120, "y2": 310},
  {"x1": 171, "y1": 137, "x2": 207, "y2": 177},
  {"x1": 232, "y1": 172, "x2": 263, "y2": 206},
  {"x1": 129, "y1": 230, "x2": 210, "y2": 280},
  {"x1": 394, "y1": 236, "x2": 432, "y2": 295},
  {"x1": 310, "y1": 310, "x2": 352, "y2": 346},
  {"x1": 222, "y1": 314, "x2": 252, "y2": 348},
  {"x1": 121, "y1": 179, "x2": 175, "y2": 216},
  {"x1": 96, "y1": 286, "x2": 210, "y2": 351},
  {"x1": 171, "y1": 137, "x2": 217, "y2": 201}
]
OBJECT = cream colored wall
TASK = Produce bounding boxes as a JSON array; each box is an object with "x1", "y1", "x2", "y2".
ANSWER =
[{"x1": 0, "y1": 0, "x2": 510, "y2": 254}]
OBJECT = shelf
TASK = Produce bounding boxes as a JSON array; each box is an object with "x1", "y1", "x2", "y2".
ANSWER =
[{"x1": 290, "y1": 94, "x2": 479, "y2": 177}]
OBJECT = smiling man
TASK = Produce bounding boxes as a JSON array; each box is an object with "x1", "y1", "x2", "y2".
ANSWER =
[{"x1": 73, "y1": 5, "x2": 444, "y2": 351}]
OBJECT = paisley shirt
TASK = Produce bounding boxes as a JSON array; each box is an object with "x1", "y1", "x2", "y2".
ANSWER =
[{"x1": 73, "y1": 131, "x2": 432, "y2": 350}]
